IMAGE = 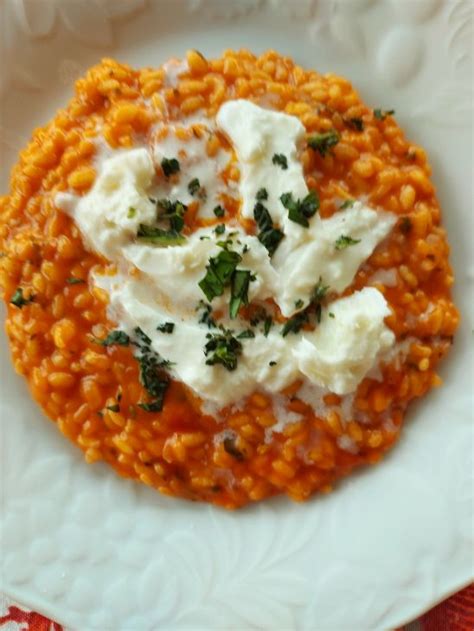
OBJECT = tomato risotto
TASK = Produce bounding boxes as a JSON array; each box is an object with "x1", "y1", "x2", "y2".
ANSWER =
[{"x1": 0, "y1": 50, "x2": 459, "y2": 508}]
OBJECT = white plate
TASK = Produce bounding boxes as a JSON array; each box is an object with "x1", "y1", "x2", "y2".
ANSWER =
[{"x1": 0, "y1": 1, "x2": 473, "y2": 629}]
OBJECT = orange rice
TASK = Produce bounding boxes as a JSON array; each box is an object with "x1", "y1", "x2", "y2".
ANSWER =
[{"x1": 0, "y1": 49, "x2": 459, "y2": 508}]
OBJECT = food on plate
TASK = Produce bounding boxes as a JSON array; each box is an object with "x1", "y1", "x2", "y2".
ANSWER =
[{"x1": 0, "y1": 49, "x2": 459, "y2": 508}]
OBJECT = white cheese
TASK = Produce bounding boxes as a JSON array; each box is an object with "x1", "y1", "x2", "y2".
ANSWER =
[
  {"x1": 216, "y1": 99, "x2": 308, "y2": 238},
  {"x1": 294, "y1": 287, "x2": 395, "y2": 394}
]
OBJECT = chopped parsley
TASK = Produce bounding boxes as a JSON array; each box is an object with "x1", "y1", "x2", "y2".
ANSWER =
[
  {"x1": 214, "y1": 223, "x2": 226, "y2": 235},
  {"x1": 188, "y1": 178, "x2": 206, "y2": 199},
  {"x1": 269, "y1": 361, "x2": 277, "y2": 366},
  {"x1": 263, "y1": 317, "x2": 273, "y2": 337},
  {"x1": 198, "y1": 249, "x2": 242, "y2": 302},
  {"x1": 400, "y1": 216, "x2": 412, "y2": 235},
  {"x1": 93, "y1": 330, "x2": 130, "y2": 347},
  {"x1": 374, "y1": 108, "x2": 395, "y2": 121},
  {"x1": 127, "y1": 206, "x2": 136, "y2": 219},
  {"x1": 312, "y1": 279, "x2": 330, "y2": 323},
  {"x1": 340, "y1": 199, "x2": 355, "y2": 210},
  {"x1": 133, "y1": 326, "x2": 170, "y2": 412},
  {"x1": 10, "y1": 288, "x2": 34, "y2": 308},
  {"x1": 281, "y1": 311, "x2": 309, "y2": 337},
  {"x1": 237, "y1": 329, "x2": 255, "y2": 339},
  {"x1": 272, "y1": 153, "x2": 288, "y2": 170},
  {"x1": 137, "y1": 224, "x2": 186, "y2": 246},
  {"x1": 213, "y1": 205, "x2": 225, "y2": 217},
  {"x1": 157, "y1": 322, "x2": 175, "y2": 334},
  {"x1": 294, "y1": 299, "x2": 304, "y2": 309},
  {"x1": 230, "y1": 270, "x2": 251, "y2": 319},
  {"x1": 256, "y1": 187, "x2": 268, "y2": 201},
  {"x1": 204, "y1": 330, "x2": 243, "y2": 371},
  {"x1": 223, "y1": 436, "x2": 244, "y2": 460},
  {"x1": 253, "y1": 202, "x2": 284, "y2": 256},
  {"x1": 196, "y1": 301, "x2": 216, "y2": 328},
  {"x1": 329, "y1": 312, "x2": 335, "y2": 318},
  {"x1": 307, "y1": 130, "x2": 340, "y2": 157},
  {"x1": 280, "y1": 191, "x2": 319, "y2": 228},
  {"x1": 156, "y1": 199, "x2": 187, "y2": 233},
  {"x1": 66, "y1": 277, "x2": 85, "y2": 285},
  {"x1": 335, "y1": 235, "x2": 361, "y2": 250},
  {"x1": 345, "y1": 117, "x2": 364, "y2": 131},
  {"x1": 161, "y1": 157, "x2": 180, "y2": 177}
]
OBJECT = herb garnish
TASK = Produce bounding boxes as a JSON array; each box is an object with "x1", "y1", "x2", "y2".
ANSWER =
[
  {"x1": 312, "y1": 279, "x2": 330, "y2": 323},
  {"x1": 294, "y1": 299, "x2": 304, "y2": 309},
  {"x1": 374, "y1": 108, "x2": 395, "y2": 121},
  {"x1": 106, "y1": 404, "x2": 120, "y2": 413},
  {"x1": 127, "y1": 207, "x2": 136, "y2": 219},
  {"x1": 137, "y1": 224, "x2": 186, "y2": 246},
  {"x1": 281, "y1": 310, "x2": 309, "y2": 337},
  {"x1": 329, "y1": 312, "x2": 335, "y2": 318},
  {"x1": 335, "y1": 235, "x2": 361, "y2": 250},
  {"x1": 133, "y1": 326, "x2": 170, "y2": 412},
  {"x1": 161, "y1": 157, "x2": 180, "y2": 177},
  {"x1": 10, "y1": 288, "x2": 34, "y2": 308},
  {"x1": 188, "y1": 178, "x2": 206, "y2": 199},
  {"x1": 263, "y1": 317, "x2": 273, "y2": 337},
  {"x1": 345, "y1": 117, "x2": 364, "y2": 131},
  {"x1": 340, "y1": 199, "x2": 355, "y2": 210},
  {"x1": 93, "y1": 330, "x2": 130, "y2": 347},
  {"x1": 213, "y1": 205, "x2": 225, "y2": 217},
  {"x1": 256, "y1": 187, "x2": 268, "y2": 201},
  {"x1": 157, "y1": 322, "x2": 175, "y2": 334},
  {"x1": 307, "y1": 130, "x2": 340, "y2": 157},
  {"x1": 66, "y1": 277, "x2": 85, "y2": 285},
  {"x1": 280, "y1": 191, "x2": 319, "y2": 228},
  {"x1": 269, "y1": 361, "x2": 277, "y2": 366},
  {"x1": 237, "y1": 329, "x2": 255, "y2": 339},
  {"x1": 272, "y1": 153, "x2": 288, "y2": 169},
  {"x1": 214, "y1": 223, "x2": 226, "y2": 235},
  {"x1": 230, "y1": 270, "x2": 251, "y2": 319},
  {"x1": 199, "y1": 249, "x2": 241, "y2": 302},
  {"x1": 195, "y1": 301, "x2": 216, "y2": 328},
  {"x1": 204, "y1": 330, "x2": 243, "y2": 371},
  {"x1": 253, "y1": 202, "x2": 284, "y2": 256},
  {"x1": 156, "y1": 199, "x2": 187, "y2": 232}
]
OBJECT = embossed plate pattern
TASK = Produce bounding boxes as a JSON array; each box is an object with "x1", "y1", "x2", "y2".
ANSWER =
[{"x1": 0, "y1": 1, "x2": 473, "y2": 629}]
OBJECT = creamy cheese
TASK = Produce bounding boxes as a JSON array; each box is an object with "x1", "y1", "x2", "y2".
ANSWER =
[{"x1": 55, "y1": 99, "x2": 398, "y2": 412}]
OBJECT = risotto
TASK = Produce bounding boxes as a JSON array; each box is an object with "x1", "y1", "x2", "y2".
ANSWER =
[{"x1": 0, "y1": 49, "x2": 459, "y2": 508}]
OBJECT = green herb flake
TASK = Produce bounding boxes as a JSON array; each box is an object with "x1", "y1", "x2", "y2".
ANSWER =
[
  {"x1": 340, "y1": 199, "x2": 355, "y2": 210},
  {"x1": 106, "y1": 404, "x2": 120, "y2": 413},
  {"x1": 214, "y1": 223, "x2": 226, "y2": 235},
  {"x1": 157, "y1": 322, "x2": 175, "y2": 334},
  {"x1": 308, "y1": 130, "x2": 340, "y2": 157},
  {"x1": 196, "y1": 301, "x2": 216, "y2": 328},
  {"x1": 161, "y1": 157, "x2": 180, "y2": 177},
  {"x1": 280, "y1": 191, "x2": 319, "y2": 228},
  {"x1": 253, "y1": 202, "x2": 284, "y2": 256},
  {"x1": 294, "y1": 299, "x2": 304, "y2": 309},
  {"x1": 345, "y1": 117, "x2": 364, "y2": 131},
  {"x1": 213, "y1": 205, "x2": 225, "y2": 217},
  {"x1": 281, "y1": 311, "x2": 309, "y2": 337},
  {"x1": 335, "y1": 235, "x2": 361, "y2": 250},
  {"x1": 94, "y1": 330, "x2": 130, "y2": 347},
  {"x1": 374, "y1": 108, "x2": 395, "y2": 121},
  {"x1": 230, "y1": 270, "x2": 251, "y2": 319},
  {"x1": 188, "y1": 178, "x2": 201, "y2": 196},
  {"x1": 10, "y1": 288, "x2": 34, "y2": 308},
  {"x1": 269, "y1": 360, "x2": 277, "y2": 366},
  {"x1": 263, "y1": 317, "x2": 273, "y2": 337},
  {"x1": 272, "y1": 153, "x2": 288, "y2": 170},
  {"x1": 134, "y1": 327, "x2": 170, "y2": 412},
  {"x1": 256, "y1": 188, "x2": 268, "y2": 201},
  {"x1": 237, "y1": 329, "x2": 255, "y2": 339},
  {"x1": 127, "y1": 206, "x2": 137, "y2": 219},
  {"x1": 156, "y1": 199, "x2": 187, "y2": 233},
  {"x1": 137, "y1": 224, "x2": 186, "y2": 247},
  {"x1": 198, "y1": 249, "x2": 242, "y2": 302},
  {"x1": 66, "y1": 277, "x2": 85, "y2": 285},
  {"x1": 312, "y1": 279, "x2": 330, "y2": 303},
  {"x1": 204, "y1": 330, "x2": 243, "y2": 371},
  {"x1": 329, "y1": 312, "x2": 335, "y2": 318}
]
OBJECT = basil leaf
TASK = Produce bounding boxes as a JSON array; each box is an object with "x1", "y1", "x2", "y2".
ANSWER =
[{"x1": 229, "y1": 270, "x2": 251, "y2": 319}]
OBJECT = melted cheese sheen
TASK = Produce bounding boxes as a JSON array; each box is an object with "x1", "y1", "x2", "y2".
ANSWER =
[{"x1": 56, "y1": 100, "x2": 397, "y2": 410}]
